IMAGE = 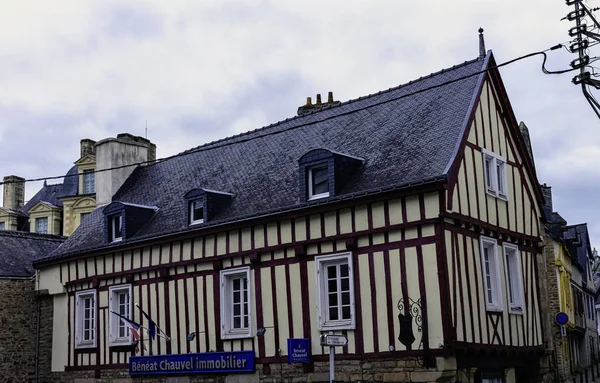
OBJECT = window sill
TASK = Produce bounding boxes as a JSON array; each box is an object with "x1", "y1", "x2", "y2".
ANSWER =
[
  {"x1": 318, "y1": 322, "x2": 355, "y2": 331},
  {"x1": 111, "y1": 238, "x2": 123, "y2": 243},
  {"x1": 308, "y1": 193, "x2": 330, "y2": 201},
  {"x1": 509, "y1": 308, "x2": 524, "y2": 315},
  {"x1": 190, "y1": 220, "x2": 205, "y2": 226},
  {"x1": 221, "y1": 331, "x2": 252, "y2": 340}
]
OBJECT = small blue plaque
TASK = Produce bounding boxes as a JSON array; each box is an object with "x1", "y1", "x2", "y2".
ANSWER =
[
  {"x1": 287, "y1": 338, "x2": 310, "y2": 364},
  {"x1": 555, "y1": 312, "x2": 569, "y2": 326}
]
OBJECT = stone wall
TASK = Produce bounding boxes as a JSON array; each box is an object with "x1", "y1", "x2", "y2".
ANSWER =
[
  {"x1": 0, "y1": 279, "x2": 36, "y2": 382},
  {"x1": 542, "y1": 238, "x2": 571, "y2": 381},
  {"x1": 22, "y1": 356, "x2": 541, "y2": 383}
]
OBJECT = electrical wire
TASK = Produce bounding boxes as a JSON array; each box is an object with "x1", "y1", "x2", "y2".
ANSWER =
[{"x1": 0, "y1": 45, "x2": 574, "y2": 187}]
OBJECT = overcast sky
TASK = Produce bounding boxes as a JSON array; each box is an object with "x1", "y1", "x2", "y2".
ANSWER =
[{"x1": 0, "y1": 1, "x2": 598, "y2": 248}]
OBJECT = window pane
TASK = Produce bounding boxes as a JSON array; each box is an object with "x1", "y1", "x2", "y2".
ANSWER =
[
  {"x1": 485, "y1": 157, "x2": 493, "y2": 188},
  {"x1": 342, "y1": 292, "x2": 350, "y2": 306},
  {"x1": 83, "y1": 170, "x2": 95, "y2": 194},
  {"x1": 192, "y1": 201, "x2": 204, "y2": 222},
  {"x1": 342, "y1": 306, "x2": 351, "y2": 320},
  {"x1": 327, "y1": 265, "x2": 337, "y2": 279},
  {"x1": 328, "y1": 279, "x2": 338, "y2": 293},
  {"x1": 329, "y1": 292, "x2": 338, "y2": 307},
  {"x1": 340, "y1": 264, "x2": 349, "y2": 278},
  {"x1": 36, "y1": 217, "x2": 48, "y2": 234},
  {"x1": 234, "y1": 317, "x2": 241, "y2": 328},
  {"x1": 496, "y1": 162, "x2": 503, "y2": 192},
  {"x1": 113, "y1": 216, "x2": 122, "y2": 238},
  {"x1": 312, "y1": 167, "x2": 329, "y2": 195},
  {"x1": 329, "y1": 307, "x2": 338, "y2": 320}
]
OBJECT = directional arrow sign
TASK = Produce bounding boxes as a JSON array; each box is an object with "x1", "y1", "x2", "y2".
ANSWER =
[{"x1": 320, "y1": 334, "x2": 348, "y2": 347}]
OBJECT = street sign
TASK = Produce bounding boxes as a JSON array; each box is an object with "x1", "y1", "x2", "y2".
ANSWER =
[
  {"x1": 320, "y1": 334, "x2": 348, "y2": 347},
  {"x1": 560, "y1": 325, "x2": 567, "y2": 337},
  {"x1": 555, "y1": 312, "x2": 569, "y2": 326}
]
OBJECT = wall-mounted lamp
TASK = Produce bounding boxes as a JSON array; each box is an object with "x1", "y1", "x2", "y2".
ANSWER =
[
  {"x1": 256, "y1": 327, "x2": 267, "y2": 336},
  {"x1": 186, "y1": 330, "x2": 206, "y2": 342}
]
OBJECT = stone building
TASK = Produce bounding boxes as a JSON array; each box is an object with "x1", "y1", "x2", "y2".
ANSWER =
[
  {"x1": 0, "y1": 230, "x2": 65, "y2": 381},
  {"x1": 0, "y1": 133, "x2": 156, "y2": 237},
  {"x1": 539, "y1": 185, "x2": 597, "y2": 381},
  {"x1": 34, "y1": 48, "x2": 548, "y2": 383}
]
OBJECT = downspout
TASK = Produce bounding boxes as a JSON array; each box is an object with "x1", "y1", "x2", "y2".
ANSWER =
[{"x1": 34, "y1": 270, "x2": 40, "y2": 383}]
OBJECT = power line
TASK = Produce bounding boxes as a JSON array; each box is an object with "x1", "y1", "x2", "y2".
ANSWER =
[{"x1": 0, "y1": 45, "x2": 569, "y2": 187}]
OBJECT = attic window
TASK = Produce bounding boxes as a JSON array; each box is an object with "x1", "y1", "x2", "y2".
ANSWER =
[
  {"x1": 482, "y1": 149, "x2": 508, "y2": 200},
  {"x1": 298, "y1": 149, "x2": 363, "y2": 203},
  {"x1": 110, "y1": 215, "x2": 123, "y2": 243},
  {"x1": 308, "y1": 165, "x2": 330, "y2": 200},
  {"x1": 184, "y1": 188, "x2": 233, "y2": 226},
  {"x1": 189, "y1": 199, "x2": 205, "y2": 225}
]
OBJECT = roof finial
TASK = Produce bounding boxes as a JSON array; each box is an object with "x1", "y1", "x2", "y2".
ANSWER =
[{"x1": 478, "y1": 27, "x2": 486, "y2": 58}]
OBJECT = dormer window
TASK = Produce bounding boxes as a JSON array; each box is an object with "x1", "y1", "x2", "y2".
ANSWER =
[
  {"x1": 103, "y1": 202, "x2": 158, "y2": 244},
  {"x1": 184, "y1": 189, "x2": 233, "y2": 226},
  {"x1": 110, "y1": 215, "x2": 123, "y2": 242},
  {"x1": 299, "y1": 149, "x2": 363, "y2": 203},
  {"x1": 189, "y1": 199, "x2": 205, "y2": 225},
  {"x1": 308, "y1": 165, "x2": 330, "y2": 200}
]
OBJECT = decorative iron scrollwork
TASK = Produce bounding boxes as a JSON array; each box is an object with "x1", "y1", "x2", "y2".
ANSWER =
[{"x1": 397, "y1": 297, "x2": 423, "y2": 350}]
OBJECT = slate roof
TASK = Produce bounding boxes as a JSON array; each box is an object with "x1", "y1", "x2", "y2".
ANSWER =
[
  {"x1": 0, "y1": 231, "x2": 65, "y2": 277},
  {"x1": 565, "y1": 223, "x2": 593, "y2": 276},
  {"x1": 39, "y1": 51, "x2": 492, "y2": 262},
  {"x1": 22, "y1": 166, "x2": 79, "y2": 213}
]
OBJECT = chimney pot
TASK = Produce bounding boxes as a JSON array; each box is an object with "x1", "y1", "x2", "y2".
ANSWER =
[
  {"x1": 306, "y1": 97, "x2": 312, "y2": 106},
  {"x1": 316, "y1": 94, "x2": 322, "y2": 104},
  {"x1": 328, "y1": 92, "x2": 334, "y2": 104}
]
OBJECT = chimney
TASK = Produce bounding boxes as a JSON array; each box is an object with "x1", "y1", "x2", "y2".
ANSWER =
[
  {"x1": 80, "y1": 139, "x2": 96, "y2": 158},
  {"x1": 297, "y1": 91, "x2": 340, "y2": 115},
  {"x1": 95, "y1": 133, "x2": 156, "y2": 206},
  {"x1": 541, "y1": 184, "x2": 552, "y2": 212},
  {"x1": 2, "y1": 175, "x2": 25, "y2": 211},
  {"x1": 478, "y1": 28, "x2": 486, "y2": 58},
  {"x1": 519, "y1": 121, "x2": 535, "y2": 166}
]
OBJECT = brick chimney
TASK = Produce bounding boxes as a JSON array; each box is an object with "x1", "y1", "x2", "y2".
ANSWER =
[
  {"x1": 80, "y1": 138, "x2": 96, "y2": 157},
  {"x1": 95, "y1": 133, "x2": 156, "y2": 206},
  {"x1": 2, "y1": 175, "x2": 25, "y2": 210}
]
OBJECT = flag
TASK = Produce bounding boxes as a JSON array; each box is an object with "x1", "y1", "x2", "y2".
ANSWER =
[
  {"x1": 136, "y1": 303, "x2": 170, "y2": 341},
  {"x1": 110, "y1": 310, "x2": 143, "y2": 352}
]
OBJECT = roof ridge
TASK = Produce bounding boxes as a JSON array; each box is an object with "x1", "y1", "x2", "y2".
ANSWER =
[
  {"x1": 143, "y1": 55, "x2": 483, "y2": 168},
  {"x1": 0, "y1": 230, "x2": 66, "y2": 242}
]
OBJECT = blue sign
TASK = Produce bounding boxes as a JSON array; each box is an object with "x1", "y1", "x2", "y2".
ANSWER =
[
  {"x1": 287, "y1": 338, "x2": 310, "y2": 364},
  {"x1": 129, "y1": 351, "x2": 255, "y2": 375},
  {"x1": 556, "y1": 312, "x2": 569, "y2": 326}
]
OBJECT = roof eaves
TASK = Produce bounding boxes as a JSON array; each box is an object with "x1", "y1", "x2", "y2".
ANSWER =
[{"x1": 35, "y1": 175, "x2": 447, "y2": 266}]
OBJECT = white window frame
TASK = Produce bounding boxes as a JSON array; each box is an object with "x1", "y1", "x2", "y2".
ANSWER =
[
  {"x1": 75, "y1": 290, "x2": 97, "y2": 348},
  {"x1": 111, "y1": 215, "x2": 123, "y2": 243},
  {"x1": 109, "y1": 285, "x2": 133, "y2": 346},
  {"x1": 189, "y1": 199, "x2": 204, "y2": 225},
  {"x1": 308, "y1": 165, "x2": 330, "y2": 200},
  {"x1": 83, "y1": 169, "x2": 95, "y2": 194},
  {"x1": 315, "y1": 252, "x2": 356, "y2": 330},
  {"x1": 503, "y1": 243, "x2": 524, "y2": 314},
  {"x1": 220, "y1": 267, "x2": 252, "y2": 339},
  {"x1": 36, "y1": 217, "x2": 48, "y2": 234},
  {"x1": 482, "y1": 148, "x2": 508, "y2": 200},
  {"x1": 480, "y1": 236, "x2": 503, "y2": 312}
]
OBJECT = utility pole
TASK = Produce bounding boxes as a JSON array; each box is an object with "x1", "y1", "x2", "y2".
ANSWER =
[{"x1": 565, "y1": 0, "x2": 600, "y2": 118}]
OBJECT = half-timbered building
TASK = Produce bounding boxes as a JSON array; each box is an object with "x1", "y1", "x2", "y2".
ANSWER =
[{"x1": 33, "y1": 48, "x2": 547, "y2": 383}]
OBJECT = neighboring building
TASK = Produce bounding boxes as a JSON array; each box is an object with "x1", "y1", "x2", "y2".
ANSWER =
[
  {"x1": 0, "y1": 230, "x2": 65, "y2": 381},
  {"x1": 540, "y1": 186, "x2": 598, "y2": 381},
  {"x1": 0, "y1": 134, "x2": 155, "y2": 237},
  {"x1": 34, "y1": 49, "x2": 547, "y2": 383},
  {"x1": 564, "y1": 224, "x2": 598, "y2": 371}
]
